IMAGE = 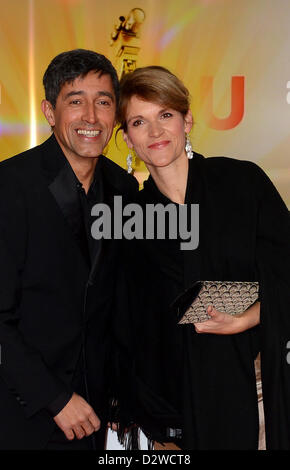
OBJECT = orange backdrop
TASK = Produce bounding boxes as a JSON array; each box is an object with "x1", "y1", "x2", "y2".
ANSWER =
[{"x1": 0, "y1": 0, "x2": 289, "y2": 206}]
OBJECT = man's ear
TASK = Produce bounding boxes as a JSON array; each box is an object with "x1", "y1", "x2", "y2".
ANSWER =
[
  {"x1": 122, "y1": 130, "x2": 133, "y2": 149},
  {"x1": 41, "y1": 100, "x2": 56, "y2": 127},
  {"x1": 184, "y1": 109, "x2": 193, "y2": 134}
]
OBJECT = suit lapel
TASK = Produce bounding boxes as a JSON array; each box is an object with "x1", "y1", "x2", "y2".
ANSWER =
[
  {"x1": 87, "y1": 162, "x2": 113, "y2": 286},
  {"x1": 87, "y1": 156, "x2": 132, "y2": 286},
  {"x1": 49, "y1": 163, "x2": 91, "y2": 265},
  {"x1": 40, "y1": 138, "x2": 138, "y2": 311},
  {"x1": 40, "y1": 134, "x2": 90, "y2": 267}
]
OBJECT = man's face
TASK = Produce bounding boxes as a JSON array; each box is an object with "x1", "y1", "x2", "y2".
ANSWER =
[{"x1": 42, "y1": 71, "x2": 116, "y2": 162}]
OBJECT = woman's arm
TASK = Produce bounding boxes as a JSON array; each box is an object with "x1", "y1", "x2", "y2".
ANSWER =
[{"x1": 194, "y1": 301, "x2": 260, "y2": 335}]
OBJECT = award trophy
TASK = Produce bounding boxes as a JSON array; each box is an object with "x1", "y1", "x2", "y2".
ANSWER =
[{"x1": 108, "y1": 8, "x2": 147, "y2": 183}]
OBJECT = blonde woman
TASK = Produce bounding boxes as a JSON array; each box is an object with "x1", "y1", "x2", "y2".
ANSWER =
[{"x1": 111, "y1": 66, "x2": 290, "y2": 450}]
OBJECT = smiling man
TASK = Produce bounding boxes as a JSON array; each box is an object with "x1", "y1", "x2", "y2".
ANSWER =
[{"x1": 0, "y1": 49, "x2": 138, "y2": 450}]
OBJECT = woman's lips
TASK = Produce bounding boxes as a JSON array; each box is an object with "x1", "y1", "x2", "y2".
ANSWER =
[{"x1": 148, "y1": 140, "x2": 170, "y2": 150}]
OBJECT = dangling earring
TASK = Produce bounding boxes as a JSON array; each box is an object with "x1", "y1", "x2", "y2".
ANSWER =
[
  {"x1": 185, "y1": 134, "x2": 194, "y2": 159},
  {"x1": 127, "y1": 152, "x2": 133, "y2": 174}
]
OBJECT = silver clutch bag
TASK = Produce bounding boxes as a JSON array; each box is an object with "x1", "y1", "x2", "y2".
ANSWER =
[{"x1": 172, "y1": 281, "x2": 259, "y2": 324}]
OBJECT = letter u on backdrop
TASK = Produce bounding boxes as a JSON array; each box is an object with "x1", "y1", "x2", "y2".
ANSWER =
[{"x1": 200, "y1": 76, "x2": 245, "y2": 130}]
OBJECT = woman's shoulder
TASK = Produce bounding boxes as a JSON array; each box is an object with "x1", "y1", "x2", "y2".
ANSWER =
[
  {"x1": 195, "y1": 151, "x2": 259, "y2": 172},
  {"x1": 194, "y1": 151, "x2": 267, "y2": 185}
]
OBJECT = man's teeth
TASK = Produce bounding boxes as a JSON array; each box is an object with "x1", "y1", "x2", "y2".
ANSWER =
[{"x1": 77, "y1": 130, "x2": 101, "y2": 136}]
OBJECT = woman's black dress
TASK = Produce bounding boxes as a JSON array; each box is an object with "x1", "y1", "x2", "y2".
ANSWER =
[{"x1": 111, "y1": 152, "x2": 290, "y2": 450}]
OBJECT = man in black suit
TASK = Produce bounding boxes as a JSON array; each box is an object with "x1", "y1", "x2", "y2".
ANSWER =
[{"x1": 0, "y1": 49, "x2": 138, "y2": 450}]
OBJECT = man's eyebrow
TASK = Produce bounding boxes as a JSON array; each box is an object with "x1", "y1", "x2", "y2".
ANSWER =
[
  {"x1": 63, "y1": 90, "x2": 115, "y2": 101},
  {"x1": 63, "y1": 90, "x2": 85, "y2": 100},
  {"x1": 97, "y1": 91, "x2": 115, "y2": 102}
]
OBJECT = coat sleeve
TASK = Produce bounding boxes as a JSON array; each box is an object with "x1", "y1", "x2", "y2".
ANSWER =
[
  {"x1": 253, "y1": 164, "x2": 290, "y2": 449},
  {"x1": 0, "y1": 176, "x2": 70, "y2": 419}
]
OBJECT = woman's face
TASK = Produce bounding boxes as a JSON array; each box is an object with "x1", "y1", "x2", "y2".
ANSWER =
[{"x1": 123, "y1": 95, "x2": 193, "y2": 169}]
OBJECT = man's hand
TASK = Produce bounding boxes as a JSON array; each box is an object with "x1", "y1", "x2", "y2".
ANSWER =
[
  {"x1": 194, "y1": 301, "x2": 260, "y2": 335},
  {"x1": 53, "y1": 392, "x2": 101, "y2": 440}
]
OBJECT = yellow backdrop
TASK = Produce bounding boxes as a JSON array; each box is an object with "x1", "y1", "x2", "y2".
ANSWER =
[{"x1": 0, "y1": 0, "x2": 289, "y2": 206}]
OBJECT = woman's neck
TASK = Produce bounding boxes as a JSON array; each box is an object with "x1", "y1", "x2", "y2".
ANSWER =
[{"x1": 147, "y1": 153, "x2": 189, "y2": 204}]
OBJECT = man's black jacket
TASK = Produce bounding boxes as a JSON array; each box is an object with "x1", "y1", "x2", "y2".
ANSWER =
[{"x1": 0, "y1": 134, "x2": 138, "y2": 449}]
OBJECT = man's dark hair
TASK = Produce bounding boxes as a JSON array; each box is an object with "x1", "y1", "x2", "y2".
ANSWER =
[{"x1": 43, "y1": 49, "x2": 119, "y2": 107}]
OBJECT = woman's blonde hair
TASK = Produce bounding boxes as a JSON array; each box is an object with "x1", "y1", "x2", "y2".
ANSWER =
[{"x1": 117, "y1": 66, "x2": 191, "y2": 132}]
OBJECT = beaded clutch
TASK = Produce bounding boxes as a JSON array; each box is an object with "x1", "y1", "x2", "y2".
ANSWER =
[{"x1": 172, "y1": 281, "x2": 259, "y2": 324}]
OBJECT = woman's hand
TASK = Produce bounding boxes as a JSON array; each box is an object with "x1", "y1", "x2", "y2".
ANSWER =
[{"x1": 194, "y1": 301, "x2": 260, "y2": 335}]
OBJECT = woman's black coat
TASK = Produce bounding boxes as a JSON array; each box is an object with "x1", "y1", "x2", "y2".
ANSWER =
[{"x1": 112, "y1": 153, "x2": 290, "y2": 450}]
